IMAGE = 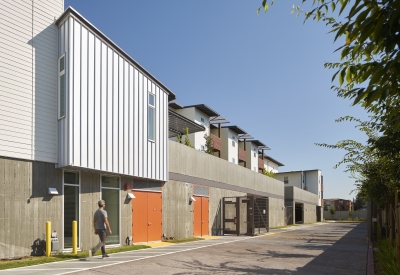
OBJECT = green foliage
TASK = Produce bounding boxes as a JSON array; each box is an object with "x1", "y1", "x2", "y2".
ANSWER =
[
  {"x1": 375, "y1": 238, "x2": 400, "y2": 275},
  {"x1": 259, "y1": 0, "x2": 400, "y2": 128},
  {"x1": 354, "y1": 217, "x2": 359, "y2": 221},
  {"x1": 163, "y1": 237, "x2": 204, "y2": 243},
  {"x1": 261, "y1": 168, "x2": 275, "y2": 178},
  {"x1": 183, "y1": 127, "x2": 194, "y2": 148},
  {"x1": 0, "y1": 245, "x2": 149, "y2": 270},
  {"x1": 203, "y1": 134, "x2": 214, "y2": 154},
  {"x1": 176, "y1": 133, "x2": 183, "y2": 144},
  {"x1": 329, "y1": 206, "x2": 335, "y2": 215}
]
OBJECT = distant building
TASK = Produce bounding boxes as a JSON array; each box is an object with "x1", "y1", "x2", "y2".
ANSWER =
[
  {"x1": 275, "y1": 170, "x2": 323, "y2": 207},
  {"x1": 324, "y1": 198, "x2": 353, "y2": 211}
]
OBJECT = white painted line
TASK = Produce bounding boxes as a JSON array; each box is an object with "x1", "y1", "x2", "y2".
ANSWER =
[{"x1": 57, "y1": 237, "x2": 254, "y2": 275}]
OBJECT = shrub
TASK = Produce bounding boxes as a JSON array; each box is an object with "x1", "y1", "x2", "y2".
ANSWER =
[
  {"x1": 375, "y1": 238, "x2": 400, "y2": 275},
  {"x1": 348, "y1": 218, "x2": 352, "y2": 221},
  {"x1": 354, "y1": 217, "x2": 359, "y2": 221}
]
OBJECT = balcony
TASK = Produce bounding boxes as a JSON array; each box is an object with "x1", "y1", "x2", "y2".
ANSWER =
[
  {"x1": 238, "y1": 148, "x2": 246, "y2": 162},
  {"x1": 210, "y1": 134, "x2": 221, "y2": 151},
  {"x1": 258, "y1": 158, "x2": 264, "y2": 170}
]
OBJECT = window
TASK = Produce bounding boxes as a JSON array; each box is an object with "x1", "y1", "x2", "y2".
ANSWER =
[
  {"x1": 232, "y1": 158, "x2": 235, "y2": 164},
  {"x1": 101, "y1": 176, "x2": 120, "y2": 245},
  {"x1": 232, "y1": 140, "x2": 235, "y2": 147},
  {"x1": 339, "y1": 200, "x2": 343, "y2": 204},
  {"x1": 254, "y1": 152, "x2": 256, "y2": 157},
  {"x1": 200, "y1": 117, "x2": 205, "y2": 125},
  {"x1": 284, "y1": 176, "x2": 289, "y2": 184},
  {"x1": 59, "y1": 54, "x2": 66, "y2": 118},
  {"x1": 201, "y1": 145, "x2": 205, "y2": 151},
  {"x1": 63, "y1": 171, "x2": 79, "y2": 249},
  {"x1": 254, "y1": 167, "x2": 256, "y2": 172},
  {"x1": 148, "y1": 93, "x2": 155, "y2": 140}
]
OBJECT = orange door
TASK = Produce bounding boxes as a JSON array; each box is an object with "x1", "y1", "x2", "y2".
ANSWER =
[
  {"x1": 132, "y1": 191, "x2": 148, "y2": 243},
  {"x1": 201, "y1": 197, "x2": 209, "y2": 236},
  {"x1": 193, "y1": 196, "x2": 202, "y2": 236},
  {"x1": 147, "y1": 192, "x2": 162, "y2": 242}
]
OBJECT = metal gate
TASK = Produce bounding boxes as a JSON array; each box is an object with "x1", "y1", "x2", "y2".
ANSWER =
[
  {"x1": 223, "y1": 196, "x2": 269, "y2": 236},
  {"x1": 285, "y1": 206, "x2": 293, "y2": 225}
]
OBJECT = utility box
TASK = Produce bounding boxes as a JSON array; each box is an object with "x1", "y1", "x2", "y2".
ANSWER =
[{"x1": 51, "y1": 231, "x2": 59, "y2": 251}]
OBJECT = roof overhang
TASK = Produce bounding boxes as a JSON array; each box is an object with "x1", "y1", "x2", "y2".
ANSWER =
[
  {"x1": 247, "y1": 140, "x2": 269, "y2": 148},
  {"x1": 221, "y1": 125, "x2": 247, "y2": 135},
  {"x1": 56, "y1": 7, "x2": 176, "y2": 101},
  {"x1": 183, "y1": 104, "x2": 219, "y2": 117},
  {"x1": 168, "y1": 110, "x2": 205, "y2": 137},
  {"x1": 264, "y1": 155, "x2": 284, "y2": 166},
  {"x1": 210, "y1": 116, "x2": 230, "y2": 125}
]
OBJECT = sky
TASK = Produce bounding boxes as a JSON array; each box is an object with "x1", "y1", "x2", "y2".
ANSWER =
[{"x1": 64, "y1": 0, "x2": 370, "y2": 201}]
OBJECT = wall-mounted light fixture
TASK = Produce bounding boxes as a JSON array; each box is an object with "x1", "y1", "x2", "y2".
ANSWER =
[
  {"x1": 126, "y1": 192, "x2": 135, "y2": 199},
  {"x1": 48, "y1": 188, "x2": 58, "y2": 195},
  {"x1": 189, "y1": 196, "x2": 196, "y2": 202}
]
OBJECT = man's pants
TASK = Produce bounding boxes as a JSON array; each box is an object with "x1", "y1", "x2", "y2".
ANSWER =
[{"x1": 93, "y1": 229, "x2": 107, "y2": 255}]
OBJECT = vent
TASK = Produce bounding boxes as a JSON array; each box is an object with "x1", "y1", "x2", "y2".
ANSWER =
[
  {"x1": 193, "y1": 185, "x2": 209, "y2": 197},
  {"x1": 133, "y1": 180, "x2": 162, "y2": 192}
]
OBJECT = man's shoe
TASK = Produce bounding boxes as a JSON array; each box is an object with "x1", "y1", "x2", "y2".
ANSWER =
[{"x1": 102, "y1": 254, "x2": 110, "y2": 258}]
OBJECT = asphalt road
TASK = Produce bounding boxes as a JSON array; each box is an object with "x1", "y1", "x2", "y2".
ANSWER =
[{"x1": 70, "y1": 222, "x2": 367, "y2": 275}]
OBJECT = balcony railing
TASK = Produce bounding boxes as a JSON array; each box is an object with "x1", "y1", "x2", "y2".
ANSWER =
[
  {"x1": 210, "y1": 134, "x2": 221, "y2": 151},
  {"x1": 238, "y1": 148, "x2": 246, "y2": 162}
]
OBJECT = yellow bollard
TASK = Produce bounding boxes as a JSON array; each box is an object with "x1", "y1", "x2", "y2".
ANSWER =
[
  {"x1": 72, "y1": 220, "x2": 77, "y2": 254},
  {"x1": 46, "y1": 221, "x2": 51, "y2": 257}
]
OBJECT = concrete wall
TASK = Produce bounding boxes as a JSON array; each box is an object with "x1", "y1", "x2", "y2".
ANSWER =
[
  {"x1": 0, "y1": 157, "x2": 132, "y2": 258},
  {"x1": 167, "y1": 141, "x2": 285, "y2": 235},
  {"x1": 324, "y1": 211, "x2": 367, "y2": 220},
  {"x1": 269, "y1": 197, "x2": 285, "y2": 227},
  {"x1": 0, "y1": 157, "x2": 62, "y2": 259},
  {"x1": 162, "y1": 180, "x2": 194, "y2": 239},
  {"x1": 169, "y1": 141, "x2": 284, "y2": 198},
  {"x1": 285, "y1": 186, "x2": 318, "y2": 224}
]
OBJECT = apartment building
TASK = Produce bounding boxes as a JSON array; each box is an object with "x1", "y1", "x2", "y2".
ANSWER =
[
  {"x1": 0, "y1": 2, "x2": 291, "y2": 258},
  {"x1": 263, "y1": 155, "x2": 284, "y2": 173},
  {"x1": 324, "y1": 198, "x2": 353, "y2": 211},
  {"x1": 275, "y1": 170, "x2": 323, "y2": 206}
]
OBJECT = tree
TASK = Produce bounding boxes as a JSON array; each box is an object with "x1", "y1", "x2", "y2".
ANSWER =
[
  {"x1": 259, "y1": 0, "x2": 400, "y2": 128},
  {"x1": 203, "y1": 134, "x2": 214, "y2": 154}
]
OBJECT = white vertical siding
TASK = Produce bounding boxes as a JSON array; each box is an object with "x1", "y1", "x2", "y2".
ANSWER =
[
  {"x1": 100, "y1": 42, "x2": 107, "y2": 171},
  {"x1": 0, "y1": 0, "x2": 62, "y2": 162},
  {"x1": 94, "y1": 37, "x2": 101, "y2": 170},
  {"x1": 87, "y1": 32, "x2": 95, "y2": 169},
  {"x1": 133, "y1": 69, "x2": 139, "y2": 176},
  {"x1": 57, "y1": 16, "x2": 169, "y2": 181},
  {"x1": 73, "y1": 19, "x2": 81, "y2": 166}
]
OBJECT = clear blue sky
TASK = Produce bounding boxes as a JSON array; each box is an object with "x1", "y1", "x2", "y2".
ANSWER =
[{"x1": 64, "y1": 0, "x2": 369, "y2": 201}]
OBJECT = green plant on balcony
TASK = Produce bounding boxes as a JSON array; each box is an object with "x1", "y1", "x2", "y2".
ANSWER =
[
  {"x1": 183, "y1": 127, "x2": 194, "y2": 148},
  {"x1": 261, "y1": 168, "x2": 275, "y2": 178},
  {"x1": 203, "y1": 134, "x2": 214, "y2": 154}
]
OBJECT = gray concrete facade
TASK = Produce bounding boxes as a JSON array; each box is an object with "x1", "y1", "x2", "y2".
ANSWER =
[
  {"x1": 0, "y1": 157, "x2": 62, "y2": 259},
  {"x1": 285, "y1": 186, "x2": 319, "y2": 224},
  {"x1": 164, "y1": 141, "x2": 286, "y2": 238},
  {"x1": 0, "y1": 156, "x2": 133, "y2": 258}
]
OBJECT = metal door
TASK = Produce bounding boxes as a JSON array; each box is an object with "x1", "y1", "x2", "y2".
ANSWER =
[
  {"x1": 132, "y1": 191, "x2": 148, "y2": 242},
  {"x1": 147, "y1": 192, "x2": 162, "y2": 242},
  {"x1": 223, "y1": 197, "x2": 240, "y2": 235},
  {"x1": 201, "y1": 197, "x2": 209, "y2": 236}
]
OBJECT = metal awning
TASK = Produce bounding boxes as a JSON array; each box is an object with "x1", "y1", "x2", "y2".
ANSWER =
[
  {"x1": 169, "y1": 110, "x2": 205, "y2": 137},
  {"x1": 210, "y1": 116, "x2": 230, "y2": 125}
]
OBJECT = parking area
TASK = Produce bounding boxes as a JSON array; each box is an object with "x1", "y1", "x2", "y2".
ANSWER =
[{"x1": 2, "y1": 222, "x2": 367, "y2": 275}]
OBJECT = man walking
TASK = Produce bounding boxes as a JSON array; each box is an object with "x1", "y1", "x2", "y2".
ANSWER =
[{"x1": 92, "y1": 200, "x2": 112, "y2": 258}]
